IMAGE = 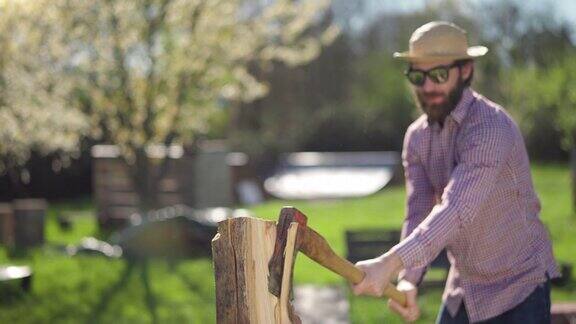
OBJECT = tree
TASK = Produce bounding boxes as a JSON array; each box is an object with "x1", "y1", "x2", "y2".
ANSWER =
[
  {"x1": 229, "y1": 29, "x2": 355, "y2": 160},
  {"x1": 507, "y1": 53, "x2": 576, "y2": 214},
  {"x1": 0, "y1": 1, "x2": 87, "y2": 194},
  {"x1": 26, "y1": 0, "x2": 338, "y2": 210}
]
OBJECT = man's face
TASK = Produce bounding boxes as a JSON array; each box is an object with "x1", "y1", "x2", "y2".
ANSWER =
[{"x1": 408, "y1": 60, "x2": 472, "y2": 124}]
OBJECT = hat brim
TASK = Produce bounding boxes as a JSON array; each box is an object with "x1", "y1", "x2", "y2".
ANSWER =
[{"x1": 393, "y1": 46, "x2": 488, "y2": 62}]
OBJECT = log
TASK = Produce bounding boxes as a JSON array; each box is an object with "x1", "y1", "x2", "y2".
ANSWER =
[{"x1": 212, "y1": 217, "x2": 300, "y2": 324}]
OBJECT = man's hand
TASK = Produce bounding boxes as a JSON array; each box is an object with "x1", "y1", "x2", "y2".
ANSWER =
[
  {"x1": 351, "y1": 252, "x2": 403, "y2": 297},
  {"x1": 388, "y1": 279, "x2": 420, "y2": 322}
]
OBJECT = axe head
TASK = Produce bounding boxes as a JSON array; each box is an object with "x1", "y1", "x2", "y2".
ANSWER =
[{"x1": 267, "y1": 206, "x2": 307, "y2": 298}]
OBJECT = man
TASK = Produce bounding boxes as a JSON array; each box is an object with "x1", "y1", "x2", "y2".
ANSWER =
[{"x1": 351, "y1": 21, "x2": 559, "y2": 323}]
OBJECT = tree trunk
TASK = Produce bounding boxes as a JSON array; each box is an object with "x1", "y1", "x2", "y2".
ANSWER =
[
  {"x1": 212, "y1": 217, "x2": 300, "y2": 324},
  {"x1": 131, "y1": 148, "x2": 162, "y2": 212},
  {"x1": 7, "y1": 167, "x2": 29, "y2": 199}
]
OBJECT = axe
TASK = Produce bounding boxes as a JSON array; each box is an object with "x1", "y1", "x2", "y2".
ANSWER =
[{"x1": 267, "y1": 206, "x2": 407, "y2": 306}]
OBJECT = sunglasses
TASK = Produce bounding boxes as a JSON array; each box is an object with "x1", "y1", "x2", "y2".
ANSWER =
[{"x1": 405, "y1": 62, "x2": 462, "y2": 86}]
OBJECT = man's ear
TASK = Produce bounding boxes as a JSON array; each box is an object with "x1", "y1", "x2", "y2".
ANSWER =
[{"x1": 461, "y1": 61, "x2": 473, "y2": 80}]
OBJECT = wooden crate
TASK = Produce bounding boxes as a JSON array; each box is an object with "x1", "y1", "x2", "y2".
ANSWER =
[{"x1": 92, "y1": 144, "x2": 234, "y2": 230}]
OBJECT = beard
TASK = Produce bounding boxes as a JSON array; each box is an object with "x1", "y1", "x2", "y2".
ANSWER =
[{"x1": 412, "y1": 77, "x2": 467, "y2": 125}]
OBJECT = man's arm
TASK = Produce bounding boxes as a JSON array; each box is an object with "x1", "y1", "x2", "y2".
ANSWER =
[
  {"x1": 351, "y1": 126, "x2": 433, "y2": 298},
  {"x1": 391, "y1": 120, "x2": 514, "y2": 269},
  {"x1": 398, "y1": 128, "x2": 436, "y2": 285}
]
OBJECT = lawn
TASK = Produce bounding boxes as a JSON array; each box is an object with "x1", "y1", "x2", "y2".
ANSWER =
[{"x1": 0, "y1": 163, "x2": 574, "y2": 323}]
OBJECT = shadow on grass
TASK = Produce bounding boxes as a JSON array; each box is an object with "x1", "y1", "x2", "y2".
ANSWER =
[
  {"x1": 0, "y1": 283, "x2": 30, "y2": 305},
  {"x1": 140, "y1": 260, "x2": 159, "y2": 324},
  {"x1": 88, "y1": 260, "x2": 159, "y2": 324},
  {"x1": 174, "y1": 266, "x2": 204, "y2": 292}
]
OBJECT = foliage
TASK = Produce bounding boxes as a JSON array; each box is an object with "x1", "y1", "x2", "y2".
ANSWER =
[
  {"x1": 0, "y1": 1, "x2": 87, "y2": 176},
  {"x1": 507, "y1": 53, "x2": 576, "y2": 151},
  {"x1": 298, "y1": 50, "x2": 415, "y2": 152},
  {"x1": 506, "y1": 52, "x2": 576, "y2": 211},
  {"x1": 27, "y1": 0, "x2": 338, "y2": 159},
  {"x1": 14, "y1": 0, "x2": 338, "y2": 208},
  {"x1": 469, "y1": 0, "x2": 574, "y2": 160},
  {"x1": 347, "y1": 51, "x2": 415, "y2": 150},
  {"x1": 229, "y1": 32, "x2": 354, "y2": 158},
  {"x1": 229, "y1": 30, "x2": 417, "y2": 159}
]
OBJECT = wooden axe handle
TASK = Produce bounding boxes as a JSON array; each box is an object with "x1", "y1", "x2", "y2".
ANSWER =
[{"x1": 299, "y1": 226, "x2": 407, "y2": 306}]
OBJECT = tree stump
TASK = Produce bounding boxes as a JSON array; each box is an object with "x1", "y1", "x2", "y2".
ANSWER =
[
  {"x1": 0, "y1": 203, "x2": 14, "y2": 246},
  {"x1": 212, "y1": 217, "x2": 300, "y2": 324},
  {"x1": 13, "y1": 199, "x2": 47, "y2": 248}
]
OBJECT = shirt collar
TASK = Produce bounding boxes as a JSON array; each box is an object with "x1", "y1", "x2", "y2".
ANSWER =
[{"x1": 450, "y1": 87, "x2": 474, "y2": 125}]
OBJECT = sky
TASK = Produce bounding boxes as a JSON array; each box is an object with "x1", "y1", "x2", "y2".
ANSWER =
[
  {"x1": 375, "y1": 0, "x2": 576, "y2": 21},
  {"x1": 334, "y1": 0, "x2": 576, "y2": 40}
]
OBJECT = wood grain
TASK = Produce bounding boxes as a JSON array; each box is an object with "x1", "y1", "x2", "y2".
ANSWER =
[
  {"x1": 212, "y1": 217, "x2": 300, "y2": 323},
  {"x1": 212, "y1": 220, "x2": 238, "y2": 323},
  {"x1": 278, "y1": 223, "x2": 300, "y2": 323}
]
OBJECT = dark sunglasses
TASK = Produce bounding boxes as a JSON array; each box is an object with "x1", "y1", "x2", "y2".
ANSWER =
[{"x1": 405, "y1": 62, "x2": 462, "y2": 86}]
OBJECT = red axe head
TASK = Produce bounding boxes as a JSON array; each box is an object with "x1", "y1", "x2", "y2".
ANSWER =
[{"x1": 267, "y1": 206, "x2": 307, "y2": 297}]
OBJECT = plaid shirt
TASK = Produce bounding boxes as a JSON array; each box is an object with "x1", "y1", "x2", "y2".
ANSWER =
[{"x1": 390, "y1": 88, "x2": 559, "y2": 322}]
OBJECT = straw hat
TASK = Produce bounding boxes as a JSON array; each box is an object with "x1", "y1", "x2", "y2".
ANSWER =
[{"x1": 394, "y1": 21, "x2": 488, "y2": 62}]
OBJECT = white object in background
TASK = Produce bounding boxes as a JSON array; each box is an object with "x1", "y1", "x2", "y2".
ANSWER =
[{"x1": 264, "y1": 167, "x2": 393, "y2": 200}]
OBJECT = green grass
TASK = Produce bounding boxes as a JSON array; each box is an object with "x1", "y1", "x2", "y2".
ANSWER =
[{"x1": 0, "y1": 163, "x2": 574, "y2": 323}]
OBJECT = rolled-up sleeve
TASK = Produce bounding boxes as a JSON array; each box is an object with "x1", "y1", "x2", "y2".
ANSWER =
[
  {"x1": 398, "y1": 128, "x2": 435, "y2": 285},
  {"x1": 391, "y1": 120, "x2": 514, "y2": 269}
]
